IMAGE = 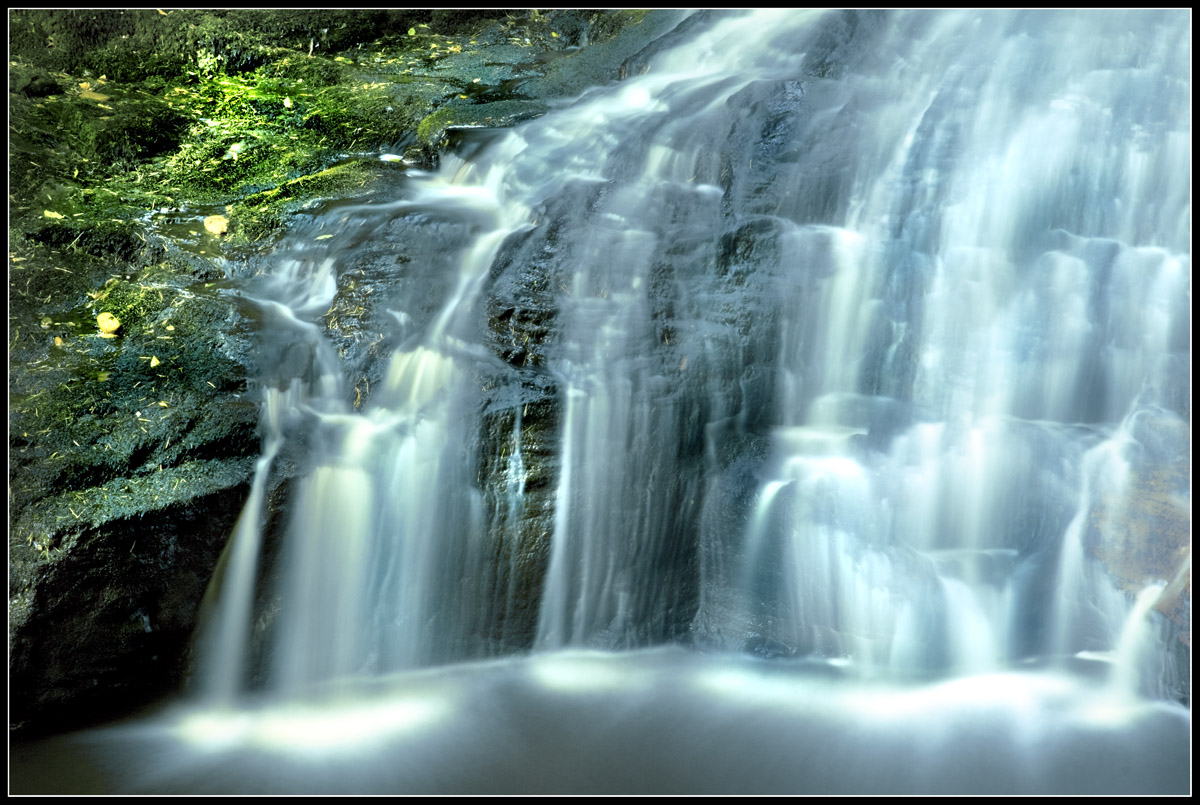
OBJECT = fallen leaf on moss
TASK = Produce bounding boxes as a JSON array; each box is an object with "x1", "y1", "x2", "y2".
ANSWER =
[
  {"x1": 97, "y1": 312, "x2": 121, "y2": 336},
  {"x1": 203, "y1": 215, "x2": 229, "y2": 236}
]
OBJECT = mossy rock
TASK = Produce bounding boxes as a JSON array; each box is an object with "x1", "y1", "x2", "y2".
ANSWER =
[
  {"x1": 226, "y1": 159, "x2": 383, "y2": 245},
  {"x1": 8, "y1": 61, "x2": 65, "y2": 98},
  {"x1": 10, "y1": 242, "x2": 257, "y2": 523},
  {"x1": 9, "y1": 75, "x2": 188, "y2": 201},
  {"x1": 417, "y1": 99, "x2": 548, "y2": 147}
]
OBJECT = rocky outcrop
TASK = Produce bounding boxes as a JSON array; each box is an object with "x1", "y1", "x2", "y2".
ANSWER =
[
  {"x1": 9, "y1": 237, "x2": 260, "y2": 733},
  {"x1": 9, "y1": 8, "x2": 690, "y2": 736}
]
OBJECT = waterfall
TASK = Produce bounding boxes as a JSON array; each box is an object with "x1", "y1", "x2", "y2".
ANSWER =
[
  {"x1": 134, "y1": 8, "x2": 1191, "y2": 793},
  {"x1": 193, "y1": 5, "x2": 1190, "y2": 699}
]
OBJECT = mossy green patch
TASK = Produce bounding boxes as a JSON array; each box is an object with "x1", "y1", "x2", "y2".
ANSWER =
[
  {"x1": 416, "y1": 99, "x2": 548, "y2": 146},
  {"x1": 9, "y1": 246, "x2": 257, "y2": 526},
  {"x1": 154, "y1": 60, "x2": 412, "y2": 201},
  {"x1": 9, "y1": 74, "x2": 189, "y2": 197},
  {"x1": 227, "y1": 159, "x2": 381, "y2": 245}
]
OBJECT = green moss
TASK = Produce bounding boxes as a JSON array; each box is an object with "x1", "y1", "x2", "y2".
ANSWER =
[
  {"x1": 9, "y1": 10, "x2": 432, "y2": 84},
  {"x1": 417, "y1": 99, "x2": 548, "y2": 146},
  {"x1": 151, "y1": 59, "x2": 412, "y2": 201},
  {"x1": 226, "y1": 160, "x2": 379, "y2": 245},
  {"x1": 9, "y1": 78, "x2": 187, "y2": 206},
  {"x1": 258, "y1": 53, "x2": 344, "y2": 86},
  {"x1": 247, "y1": 159, "x2": 374, "y2": 205},
  {"x1": 10, "y1": 9, "x2": 626, "y2": 231},
  {"x1": 86, "y1": 277, "x2": 167, "y2": 332},
  {"x1": 416, "y1": 105, "x2": 460, "y2": 145},
  {"x1": 9, "y1": 239, "x2": 257, "y2": 527}
]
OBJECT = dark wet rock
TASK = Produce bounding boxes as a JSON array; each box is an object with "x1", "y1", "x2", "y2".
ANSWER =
[
  {"x1": 9, "y1": 232, "x2": 260, "y2": 734},
  {"x1": 9, "y1": 483, "x2": 251, "y2": 735},
  {"x1": 518, "y1": 10, "x2": 690, "y2": 99},
  {"x1": 475, "y1": 400, "x2": 560, "y2": 651}
]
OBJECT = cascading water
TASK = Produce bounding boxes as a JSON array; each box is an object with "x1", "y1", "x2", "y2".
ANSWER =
[{"x1": 13, "y1": 10, "x2": 1189, "y2": 795}]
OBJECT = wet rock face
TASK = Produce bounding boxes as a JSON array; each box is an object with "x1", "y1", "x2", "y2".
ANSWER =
[
  {"x1": 475, "y1": 401, "x2": 559, "y2": 651},
  {"x1": 9, "y1": 9, "x2": 691, "y2": 736},
  {"x1": 9, "y1": 488, "x2": 250, "y2": 735},
  {"x1": 1087, "y1": 411, "x2": 1192, "y2": 704},
  {"x1": 8, "y1": 235, "x2": 261, "y2": 735}
]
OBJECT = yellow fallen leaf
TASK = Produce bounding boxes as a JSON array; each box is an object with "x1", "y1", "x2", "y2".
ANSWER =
[
  {"x1": 54, "y1": 336, "x2": 64, "y2": 347},
  {"x1": 158, "y1": 8, "x2": 168, "y2": 14},
  {"x1": 158, "y1": 400, "x2": 169, "y2": 407},
  {"x1": 283, "y1": 96, "x2": 293, "y2": 108},
  {"x1": 408, "y1": 27, "x2": 416, "y2": 36},
  {"x1": 551, "y1": 31, "x2": 559, "y2": 37},
  {"x1": 149, "y1": 355, "x2": 161, "y2": 368},
  {"x1": 80, "y1": 90, "x2": 110, "y2": 101},
  {"x1": 97, "y1": 312, "x2": 121, "y2": 335},
  {"x1": 203, "y1": 214, "x2": 229, "y2": 237},
  {"x1": 43, "y1": 210, "x2": 65, "y2": 219}
]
